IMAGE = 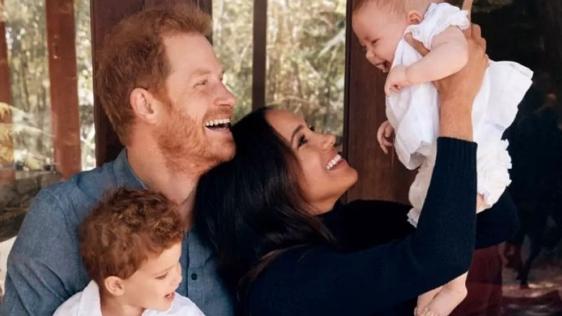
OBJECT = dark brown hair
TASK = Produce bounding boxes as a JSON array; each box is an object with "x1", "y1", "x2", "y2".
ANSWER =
[{"x1": 195, "y1": 107, "x2": 336, "y2": 295}]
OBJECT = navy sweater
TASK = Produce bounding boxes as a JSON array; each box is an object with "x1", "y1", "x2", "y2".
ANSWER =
[{"x1": 244, "y1": 138, "x2": 518, "y2": 315}]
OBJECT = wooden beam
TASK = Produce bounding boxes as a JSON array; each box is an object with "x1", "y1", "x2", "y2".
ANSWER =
[
  {"x1": 0, "y1": 0, "x2": 14, "y2": 183},
  {"x1": 92, "y1": 0, "x2": 213, "y2": 165},
  {"x1": 252, "y1": 0, "x2": 267, "y2": 109},
  {"x1": 46, "y1": 0, "x2": 82, "y2": 178},
  {"x1": 91, "y1": 0, "x2": 143, "y2": 166},
  {"x1": 343, "y1": 0, "x2": 413, "y2": 204}
]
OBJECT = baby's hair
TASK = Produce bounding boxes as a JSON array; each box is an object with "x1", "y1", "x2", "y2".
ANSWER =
[
  {"x1": 79, "y1": 188, "x2": 186, "y2": 290},
  {"x1": 352, "y1": 0, "x2": 407, "y2": 14}
]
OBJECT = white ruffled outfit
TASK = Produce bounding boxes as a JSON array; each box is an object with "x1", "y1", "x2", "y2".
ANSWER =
[
  {"x1": 384, "y1": 3, "x2": 533, "y2": 226},
  {"x1": 53, "y1": 280, "x2": 205, "y2": 316}
]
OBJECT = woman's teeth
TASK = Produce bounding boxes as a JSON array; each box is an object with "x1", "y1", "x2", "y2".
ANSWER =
[{"x1": 326, "y1": 154, "x2": 342, "y2": 170}]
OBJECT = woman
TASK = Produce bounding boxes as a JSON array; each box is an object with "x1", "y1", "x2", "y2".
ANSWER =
[{"x1": 195, "y1": 26, "x2": 518, "y2": 315}]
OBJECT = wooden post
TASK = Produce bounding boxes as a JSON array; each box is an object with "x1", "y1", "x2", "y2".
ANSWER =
[
  {"x1": 0, "y1": 0, "x2": 15, "y2": 183},
  {"x1": 92, "y1": 0, "x2": 212, "y2": 166},
  {"x1": 343, "y1": 0, "x2": 413, "y2": 203},
  {"x1": 252, "y1": 0, "x2": 267, "y2": 109},
  {"x1": 46, "y1": 0, "x2": 82, "y2": 178}
]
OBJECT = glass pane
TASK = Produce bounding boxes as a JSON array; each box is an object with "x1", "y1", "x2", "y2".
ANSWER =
[
  {"x1": 4, "y1": 0, "x2": 53, "y2": 172},
  {"x1": 266, "y1": 0, "x2": 346, "y2": 137},
  {"x1": 212, "y1": 0, "x2": 254, "y2": 122},
  {"x1": 75, "y1": 0, "x2": 95, "y2": 171},
  {"x1": 0, "y1": 0, "x2": 60, "y2": 295}
]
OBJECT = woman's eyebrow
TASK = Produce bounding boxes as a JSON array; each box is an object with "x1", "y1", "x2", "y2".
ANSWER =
[{"x1": 290, "y1": 125, "x2": 305, "y2": 145}]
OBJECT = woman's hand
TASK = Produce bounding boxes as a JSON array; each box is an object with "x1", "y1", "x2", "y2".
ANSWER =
[{"x1": 405, "y1": 24, "x2": 488, "y2": 141}]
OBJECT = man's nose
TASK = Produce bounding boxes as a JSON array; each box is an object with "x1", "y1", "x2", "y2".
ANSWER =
[{"x1": 217, "y1": 82, "x2": 236, "y2": 109}]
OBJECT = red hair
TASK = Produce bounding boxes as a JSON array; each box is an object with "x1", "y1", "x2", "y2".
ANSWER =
[
  {"x1": 95, "y1": 4, "x2": 211, "y2": 144},
  {"x1": 79, "y1": 188, "x2": 186, "y2": 288}
]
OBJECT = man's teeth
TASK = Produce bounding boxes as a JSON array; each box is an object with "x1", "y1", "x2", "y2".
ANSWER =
[
  {"x1": 205, "y1": 118, "x2": 231, "y2": 127},
  {"x1": 326, "y1": 154, "x2": 342, "y2": 170}
]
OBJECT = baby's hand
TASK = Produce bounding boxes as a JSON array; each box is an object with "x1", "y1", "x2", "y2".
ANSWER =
[
  {"x1": 384, "y1": 65, "x2": 411, "y2": 96},
  {"x1": 376, "y1": 120, "x2": 394, "y2": 154}
]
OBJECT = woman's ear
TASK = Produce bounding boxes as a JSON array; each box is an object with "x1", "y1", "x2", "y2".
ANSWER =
[
  {"x1": 104, "y1": 276, "x2": 126, "y2": 297},
  {"x1": 130, "y1": 88, "x2": 159, "y2": 124},
  {"x1": 406, "y1": 10, "x2": 423, "y2": 25}
]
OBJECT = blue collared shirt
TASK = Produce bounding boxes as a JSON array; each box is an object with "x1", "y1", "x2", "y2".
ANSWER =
[{"x1": 0, "y1": 151, "x2": 233, "y2": 316}]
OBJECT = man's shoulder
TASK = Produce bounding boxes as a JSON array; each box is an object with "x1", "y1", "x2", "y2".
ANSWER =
[
  {"x1": 27, "y1": 162, "x2": 117, "y2": 220},
  {"x1": 15, "y1": 159, "x2": 125, "y2": 251}
]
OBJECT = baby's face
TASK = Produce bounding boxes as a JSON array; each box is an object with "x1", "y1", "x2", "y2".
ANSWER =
[{"x1": 352, "y1": 2, "x2": 409, "y2": 72}]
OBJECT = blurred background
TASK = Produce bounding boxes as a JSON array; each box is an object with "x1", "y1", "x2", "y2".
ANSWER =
[{"x1": 0, "y1": 0, "x2": 560, "y2": 314}]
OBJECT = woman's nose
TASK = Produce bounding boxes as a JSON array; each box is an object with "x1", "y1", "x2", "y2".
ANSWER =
[{"x1": 321, "y1": 134, "x2": 336, "y2": 149}]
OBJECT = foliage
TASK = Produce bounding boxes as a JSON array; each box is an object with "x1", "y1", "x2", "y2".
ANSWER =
[
  {"x1": 213, "y1": 0, "x2": 347, "y2": 136},
  {"x1": 2, "y1": 0, "x2": 52, "y2": 170},
  {"x1": 0, "y1": 0, "x2": 94, "y2": 171}
]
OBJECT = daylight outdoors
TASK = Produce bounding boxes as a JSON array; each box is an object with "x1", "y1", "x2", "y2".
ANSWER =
[{"x1": 0, "y1": 0, "x2": 561, "y2": 314}]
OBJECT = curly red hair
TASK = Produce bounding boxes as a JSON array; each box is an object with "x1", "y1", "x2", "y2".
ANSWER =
[
  {"x1": 95, "y1": 4, "x2": 212, "y2": 144},
  {"x1": 79, "y1": 188, "x2": 186, "y2": 288}
]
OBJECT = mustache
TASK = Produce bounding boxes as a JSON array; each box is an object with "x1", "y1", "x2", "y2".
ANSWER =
[{"x1": 203, "y1": 109, "x2": 233, "y2": 120}]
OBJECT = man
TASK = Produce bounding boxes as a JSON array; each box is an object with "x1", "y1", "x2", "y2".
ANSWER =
[{"x1": 1, "y1": 4, "x2": 235, "y2": 315}]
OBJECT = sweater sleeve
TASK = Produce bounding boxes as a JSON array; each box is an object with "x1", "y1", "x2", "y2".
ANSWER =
[
  {"x1": 246, "y1": 138, "x2": 477, "y2": 316},
  {"x1": 475, "y1": 191, "x2": 519, "y2": 248}
]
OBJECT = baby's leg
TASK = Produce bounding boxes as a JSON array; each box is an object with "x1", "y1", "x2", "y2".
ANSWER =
[
  {"x1": 415, "y1": 286, "x2": 442, "y2": 316},
  {"x1": 476, "y1": 193, "x2": 488, "y2": 213},
  {"x1": 418, "y1": 273, "x2": 468, "y2": 316}
]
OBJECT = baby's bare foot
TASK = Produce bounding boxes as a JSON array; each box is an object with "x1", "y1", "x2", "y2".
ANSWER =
[{"x1": 423, "y1": 285, "x2": 467, "y2": 316}]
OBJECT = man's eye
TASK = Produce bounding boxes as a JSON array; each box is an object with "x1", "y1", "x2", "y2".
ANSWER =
[
  {"x1": 156, "y1": 273, "x2": 168, "y2": 280},
  {"x1": 298, "y1": 135, "x2": 308, "y2": 148},
  {"x1": 309, "y1": 125, "x2": 315, "y2": 132}
]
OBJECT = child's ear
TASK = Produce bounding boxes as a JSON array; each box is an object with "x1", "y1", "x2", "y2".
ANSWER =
[
  {"x1": 104, "y1": 276, "x2": 126, "y2": 296},
  {"x1": 406, "y1": 10, "x2": 423, "y2": 25}
]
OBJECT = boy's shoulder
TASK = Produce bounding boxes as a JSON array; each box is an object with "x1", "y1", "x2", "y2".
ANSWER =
[
  {"x1": 159, "y1": 293, "x2": 205, "y2": 316},
  {"x1": 53, "y1": 281, "x2": 102, "y2": 316}
]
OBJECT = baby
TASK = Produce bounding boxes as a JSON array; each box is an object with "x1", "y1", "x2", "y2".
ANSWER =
[
  {"x1": 54, "y1": 188, "x2": 204, "y2": 316},
  {"x1": 352, "y1": 0, "x2": 532, "y2": 315}
]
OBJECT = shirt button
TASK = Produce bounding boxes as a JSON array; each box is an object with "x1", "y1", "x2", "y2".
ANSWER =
[{"x1": 191, "y1": 273, "x2": 198, "y2": 281}]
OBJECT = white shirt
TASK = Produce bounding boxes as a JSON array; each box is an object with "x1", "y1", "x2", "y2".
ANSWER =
[
  {"x1": 53, "y1": 281, "x2": 205, "y2": 316},
  {"x1": 385, "y1": 3, "x2": 533, "y2": 225}
]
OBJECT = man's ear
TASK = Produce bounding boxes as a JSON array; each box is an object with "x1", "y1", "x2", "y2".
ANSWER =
[
  {"x1": 406, "y1": 10, "x2": 423, "y2": 25},
  {"x1": 104, "y1": 276, "x2": 126, "y2": 296},
  {"x1": 130, "y1": 88, "x2": 160, "y2": 124}
]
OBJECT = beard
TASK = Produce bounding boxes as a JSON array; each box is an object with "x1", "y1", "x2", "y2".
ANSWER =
[{"x1": 156, "y1": 106, "x2": 235, "y2": 175}]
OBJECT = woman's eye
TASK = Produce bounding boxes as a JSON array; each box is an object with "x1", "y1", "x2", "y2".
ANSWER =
[
  {"x1": 156, "y1": 273, "x2": 168, "y2": 280},
  {"x1": 195, "y1": 79, "x2": 208, "y2": 87},
  {"x1": 297, "y1": 135, "x2": 308, "y2": 148}
]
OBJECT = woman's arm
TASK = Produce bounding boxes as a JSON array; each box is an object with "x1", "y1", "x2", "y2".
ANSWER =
[
  {"x1": 245, "y1": 28, "x2": 489, "y2": 316},
  {"x1": 325, "y1": 193, "x2": 517, "y2": 251},
  {"x1": 247, "y1": 139, "x2": 476, "y2": 315},
  {"x1": 436, "y1": 24, "x2": 487, "y2": 141}
]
